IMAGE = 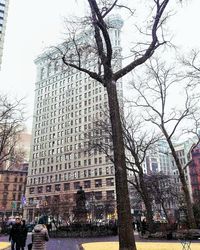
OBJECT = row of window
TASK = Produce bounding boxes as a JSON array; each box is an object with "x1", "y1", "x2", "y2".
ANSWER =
[
  {"x1": 29, "y1": 178, "x2": 114, "y2": 193},
  {"x1": 31, "y1": 156, "x2": 108, "y2": 171},
  {"x1": 29, "y1": 178, "x2": 114, "y2": 194},
  {"x1": 36, "y1": 99, "x2": 105, "y2": 120},
  {"x1": 2, "y1": 192, "x2": 22, "y2": 203},
  {"x1": 35, "y1": 98, "x2": 104, "y2": 118},
  {"x1": 40, "y1": 59, "x2": 98, "y2": 81},
  {"x1": 38, "y1": 58, "x2": 100, "y2": 85},
  {"x1": 31, "y1": 150, "x2": 110, "y2": 169},
  {"x1": 3, "y1": 184, "x2": 24, "y2": 192},
  {"x1": 29, "y1": 166, "x2": 114, "y2": 184},
  {"x1": 37, "y1": 80, "x2": 103, "y2": 98}
]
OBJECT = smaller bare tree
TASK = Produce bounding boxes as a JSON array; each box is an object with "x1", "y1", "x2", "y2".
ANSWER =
[
  {"x1": 122, "y1": 115, "x2": 160, "y2": 233},
  {"x1": 130, "y1": 57, "x2": 200, "y2": 228},
  {"x1": 181, "y1": 49, "x2": 200, "y2": 80},
  {"x1": 0, "y1": 94, "x2": 25, "y2": 169},
  {"x1": 147, "y1": 173, "x2": 181, "y2": 224}
]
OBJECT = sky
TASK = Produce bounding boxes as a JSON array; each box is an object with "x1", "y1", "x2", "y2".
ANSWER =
[{"x1": 0, "y1": 0, "x2": 200, "y2": 133}]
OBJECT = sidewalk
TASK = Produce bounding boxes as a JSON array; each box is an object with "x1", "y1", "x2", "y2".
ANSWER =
[{"x1": 81, "y1": 242, "x2": 200, "y2": 250}]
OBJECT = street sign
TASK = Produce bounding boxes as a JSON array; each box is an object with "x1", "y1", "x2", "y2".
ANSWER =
[{"x1": 11, "y1": 201, "x2": 17, "y2": 209}]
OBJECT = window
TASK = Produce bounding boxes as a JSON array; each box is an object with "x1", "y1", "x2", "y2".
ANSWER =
[
  {"x1": 38, "y1": 186, "x2": 43, "y2": 193},
  {"x1": 95, "y1": 179, "x2": 102, "y2": 187},
  {"x1": 84, "y1": 180, "x2": 91, "y2": 189},
  {"x1": 46, "y1": 185, "x2": 51, "y2": 192},
  {"x1": 29, "y1": 187, "x2": 35, "y2": 194},
  {"x1": 99, "y1": 168, "x2": 102, "y2": 175},
  {"x1": 74, "y1": 182, "x2": 80, "y2": 189},
  {"x1": 94, "y1": 191, "x2": 102, "y2": 200},
  {"x1": 106, "y1": 178, "x2": 114, "y2": 186},
  {"x1": 13, "y1": 184, "x2": 17, "y2": 191},
  {"x1": 41, "y1": 68, "x2": 45, "y2": 80},
  {"x1": 106, "y1": 190, "x2": 115, "y2": 200},
  {"x1": 55, "y1": 184, "x2": 61, "y2": 191},
  {"x1": 13, "y1": 193, "x2": 16, "y2": 200},
  {"x1": 64, "y1": 183, "x2": 70, "y2": 191},
  {"x1": 94, "y1": 168, "x2": 98, "y2": 176}
]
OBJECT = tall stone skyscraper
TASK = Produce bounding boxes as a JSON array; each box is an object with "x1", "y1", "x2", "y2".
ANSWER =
[
  {"x1": 25, "y1": 15, "x2": 123, "y2": 222},
  {"x1": 0, "y1": 0, "x2": 9, "y2": 69}
]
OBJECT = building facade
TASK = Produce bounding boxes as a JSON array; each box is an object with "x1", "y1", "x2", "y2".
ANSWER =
[
  {"x1": 25, "y1": 15, "x2": 123, "y2": 223},
  {"x1": 143, "y1": 140, "x2": 173, "y2": 175},
  {"x1": 172, "y1": 140, "x2": 194, "y2": 201},
  {"x1": 189, "y1": 144, "x2": 200, "y2": 203},
  {"x1": 0, "y1": 0, "x2": 9, "y2": 69},
  {"x1": 0, "y1": 131, "x2": 31, "y2": 217},
  {"x1": 0, "y1": 165, "x2": 28, "y2": 218}
]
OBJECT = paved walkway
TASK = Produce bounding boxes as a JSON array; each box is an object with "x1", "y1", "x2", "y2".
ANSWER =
[
  {"x1": 0, "y1": 234, "x2": 118, "y2": 250},
  {"x1": 1, "y1": 232, "x2": 200, "y2": 250}
]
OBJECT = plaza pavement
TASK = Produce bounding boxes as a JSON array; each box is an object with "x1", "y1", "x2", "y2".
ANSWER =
[
  {"x1": 0, "y1": 234, "x2": 118, "y2": 250},
  {"x1": 1, "y1": 232, "x2": 200, "y2": 250}
]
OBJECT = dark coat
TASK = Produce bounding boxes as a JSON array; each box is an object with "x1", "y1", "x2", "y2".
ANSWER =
[
  {"x1": 32, "y1": 224, "x2": 49, "y2": 250},
  {"x1": 20, "y1": 225, "x2": 28, "y2": 247},
  {"x1": 9, "y1": 223, "x2": 23, "y2": 243}
]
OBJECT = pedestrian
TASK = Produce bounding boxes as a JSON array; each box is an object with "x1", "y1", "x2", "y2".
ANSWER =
[
  {"x1": 136, "y1": 220, "x2": 141, "y2": 232},
  {"x1": 141, "y1": 218, "x2": 147, "y2": 236},
  {"x1": 20, "y1": 220, "x2": 28, "y2": 250},
  {"x1": 32, "y1": 223, "x2": 49, "y2": 250},
  {"x1": 9, "y1": 216, "x2": 22, "y2": 250},
  {"x1": 132, "y1": 220, "x2": 136, "y2": 230}
]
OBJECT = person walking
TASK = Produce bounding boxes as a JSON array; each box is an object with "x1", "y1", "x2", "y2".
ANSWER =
[
  {"x1": 20, "y1": 220, "x2": 28, "y2": 250},
  {"x1": 141, "y1": 218, "x2": 147, "y2": 236},
  {"x1": 32, "y1": 223, "x2": 49, "y2": 250},
  {"x1": 9, "y1": 216, "x2": 23, "y2": 250}
]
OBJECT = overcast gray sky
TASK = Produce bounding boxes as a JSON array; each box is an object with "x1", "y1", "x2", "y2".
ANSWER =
[{"x1": 0, "y1": 0, "x2": 200, "y2": 132}]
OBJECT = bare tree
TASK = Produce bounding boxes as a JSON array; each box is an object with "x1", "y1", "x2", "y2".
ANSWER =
[
  {"x1": 47, "y1": 1, "x2": 179, "y2": 249},
  {"x1": 147, "y1": 173, "x2": 181, "y2": 224},
  {"x1": 130, "y1": 58, "x2": 200, "y2": 228},
  {"x1": 89, "y1": 109, "x2": 160, "y2": 232},
  {"x1": 181, "y1": 49, "x2": 200, "y2": 80},
  {"x1": 0, "y1": 94, "x2": 25, "y2": 169},
  {"x1": 122, "y1": 115, "x2": 160, "y2": 232},
  {"x1": 47, "y1": 193, "x2": 75, "y2": 226}
]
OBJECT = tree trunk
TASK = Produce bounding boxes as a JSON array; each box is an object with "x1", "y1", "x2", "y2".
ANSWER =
[
  {"x1": 106, "y1": 79, "x2": 136, "y2": 250},
  {"x1": 163, "y1": 129, "x2": 197, "y2": 228}
]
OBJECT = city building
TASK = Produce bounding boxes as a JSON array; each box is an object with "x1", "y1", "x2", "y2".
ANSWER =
[
  {"x1": 127, "y1": 139, "x2": 175, "y2": 221},
  {"x1": 172, "y1": 139, "x2": 194, "y2": 201},
  {"x1": 0, "y1": 0, "x2": 9, "y2": 69},
  {"x1": 25, "y1": 15, "x2": 123, "y2": 222},
  {"x1": 0, "y1": 131, "x2": 31, "y2": 217},
  {"x1": 0, "y1": 164, "x2": 28, "y2": 217},
  {"x1": 189, "y1": 144, "x2": 200, "y2": 203},
  {"x1": 142, "y1": 140, "x2": 173, "y2": 175}
]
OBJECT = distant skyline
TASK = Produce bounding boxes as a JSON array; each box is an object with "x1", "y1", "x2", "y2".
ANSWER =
[{"x1": 0, "y1": 0, "x2": 200, "y2": 132}]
